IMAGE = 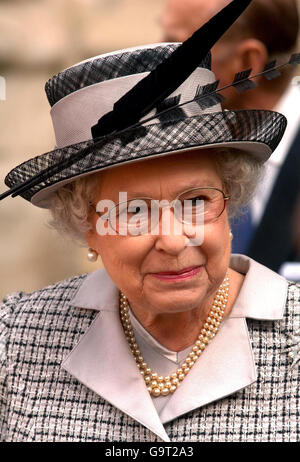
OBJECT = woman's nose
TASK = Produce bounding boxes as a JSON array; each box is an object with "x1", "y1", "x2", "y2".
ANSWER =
[
  {"x1": 154, "y1": 233, "x2": 189, "y2": 254},
  {"x1": 153, "y1": 208, "x2": 189, "y2": 254},
  {"x1": 153, "y1": 206, "x2": 204, "y2": 252}
]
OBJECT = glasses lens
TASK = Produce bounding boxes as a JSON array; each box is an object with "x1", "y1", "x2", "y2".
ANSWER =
[
  {"x1": 176, "y1": 188, "x2": 225, "y2": 224},
  {"x1": 110, "y1": 198, "x2": 155, "y2": 235}
]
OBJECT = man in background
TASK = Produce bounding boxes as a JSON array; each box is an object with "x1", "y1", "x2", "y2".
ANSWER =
[{"x1": 160, "y1": 0, "x2": 300, "y2": 276}]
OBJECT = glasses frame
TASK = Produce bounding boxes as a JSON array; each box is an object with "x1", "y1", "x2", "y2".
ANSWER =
[{"x1": 92, "y1": 186, "x2": 230, "y2": 235}]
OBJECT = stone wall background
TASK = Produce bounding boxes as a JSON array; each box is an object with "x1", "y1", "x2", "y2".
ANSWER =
[{"x1": 0, "y1": 0, "x2": 164, "y2": 299}]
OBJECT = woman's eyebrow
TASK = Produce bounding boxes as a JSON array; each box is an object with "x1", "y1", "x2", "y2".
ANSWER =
[{"x1": 125, "y1": 181, "x2": 220, "y2": 199}]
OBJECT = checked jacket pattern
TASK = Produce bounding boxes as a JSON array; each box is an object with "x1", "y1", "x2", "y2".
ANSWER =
[{"x1": 0, "y1": 275, "x2": 300, "y2": 442}]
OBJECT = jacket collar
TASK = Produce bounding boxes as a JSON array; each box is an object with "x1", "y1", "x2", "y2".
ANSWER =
[
  {"x1": 227, "y1": 254, "x2": 288, "y2": 319},
  {"x1": 61, "y1": 254, "x2": 288, "y2": 441}
]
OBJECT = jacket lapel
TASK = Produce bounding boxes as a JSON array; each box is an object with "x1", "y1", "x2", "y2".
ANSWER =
[
  {"x1": 61, "y1": 271, "x2": 170, "y2": 441},
  {"x1": 61, "y1": 310, "x2": 171, "y2": 441},
  {"x1": 158, "y1": 316, "x2": 257, "y2": 424}
]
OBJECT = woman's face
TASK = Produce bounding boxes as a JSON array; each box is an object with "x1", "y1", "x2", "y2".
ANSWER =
[{"x1": 86, "y1": 149, "x2": 231, "y2": 319}]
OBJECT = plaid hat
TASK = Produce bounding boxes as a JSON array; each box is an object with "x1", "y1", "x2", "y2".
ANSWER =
[{"x1": 2, "y1": 1, "x2": 287, "y2": 208}]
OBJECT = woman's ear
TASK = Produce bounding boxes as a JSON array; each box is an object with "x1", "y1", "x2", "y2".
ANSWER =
[{"x1": 234, "y1": 38, "x2": 268, "y2": 77}]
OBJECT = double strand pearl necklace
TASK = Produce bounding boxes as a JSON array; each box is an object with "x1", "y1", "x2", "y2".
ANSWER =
[{"x1": 119, "y1": 274, "x2": 229, "y2": 397}]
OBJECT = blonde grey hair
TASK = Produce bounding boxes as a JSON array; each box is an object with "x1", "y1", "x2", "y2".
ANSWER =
[{"x1": 47, "y1": 148, "x2": 265, "y2": 246}]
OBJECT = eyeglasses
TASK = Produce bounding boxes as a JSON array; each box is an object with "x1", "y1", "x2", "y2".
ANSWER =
[{"x1": 93, "y1": 187, "x2": 230, "y2": 236}]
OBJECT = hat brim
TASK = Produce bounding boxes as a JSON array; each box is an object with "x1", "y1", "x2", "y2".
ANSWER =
[{"x1": 5, "y1": 109, "x2": 287, "y2": 208}]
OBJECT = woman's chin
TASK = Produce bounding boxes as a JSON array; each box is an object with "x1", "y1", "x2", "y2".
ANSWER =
[{"x1": 145, "y1": 290, "x2": 206, "y2": 315}]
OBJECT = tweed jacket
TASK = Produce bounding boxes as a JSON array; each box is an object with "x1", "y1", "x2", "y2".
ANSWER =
[{"x1": 1, "y1": 254, "x2": 300, "y2": 442}]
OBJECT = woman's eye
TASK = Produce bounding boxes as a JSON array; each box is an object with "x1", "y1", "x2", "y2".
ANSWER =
[
  {"x1": 127, "y1": 205, "x2": 150, "y2": 217},
  {"x1": 131, "y1": 206, "x2": 141, "y2": 215},
  {"x1": 190, "y1": 195, "x2": 207, "y2": 204}
]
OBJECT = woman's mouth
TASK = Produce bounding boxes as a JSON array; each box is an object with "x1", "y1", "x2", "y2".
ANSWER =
[{"x1": 150, "y1": 266, "x2": 202, "y2": 282}]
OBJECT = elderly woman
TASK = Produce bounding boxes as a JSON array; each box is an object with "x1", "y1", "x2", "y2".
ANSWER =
[{"x1": 1, "y1": 2, "x2": 300, "y2": 442}]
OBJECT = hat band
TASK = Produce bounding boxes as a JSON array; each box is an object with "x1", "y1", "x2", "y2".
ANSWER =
[{"x1": 50, "y1": 67, "x2": 220, "y2": 149}]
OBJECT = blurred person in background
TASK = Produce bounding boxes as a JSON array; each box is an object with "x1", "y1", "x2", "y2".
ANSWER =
[{"x1": 160, "y1": 0, "x2": 300, "y2": 277}]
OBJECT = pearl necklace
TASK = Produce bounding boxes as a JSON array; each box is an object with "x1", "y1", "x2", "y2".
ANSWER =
[{"x1": 119, "y1": 274, "x2": 229, "y2": 397}]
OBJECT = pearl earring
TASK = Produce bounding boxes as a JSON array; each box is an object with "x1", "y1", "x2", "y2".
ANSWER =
[
  {"x1": 87, "y1": 248, "x2": 98, "y2": 262},
  {"x1": 229, "y1": 231, "x2": 233, "y2": 241}
]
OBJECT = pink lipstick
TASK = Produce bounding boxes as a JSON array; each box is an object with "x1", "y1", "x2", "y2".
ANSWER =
[{"x1": 151, "y1": 266, "x2": 202, "y2": 282}]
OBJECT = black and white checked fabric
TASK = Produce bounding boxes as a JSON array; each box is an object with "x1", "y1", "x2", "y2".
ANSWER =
[
  {"x1": 45, "y1": 45, "x2": 211, "y2": 107},
  {"x1": 4, "y1": 110, "x2": 287, "y2": 204},
  {"x1": 1, "y1": 276, "x2": 300, "y2": 442}
]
